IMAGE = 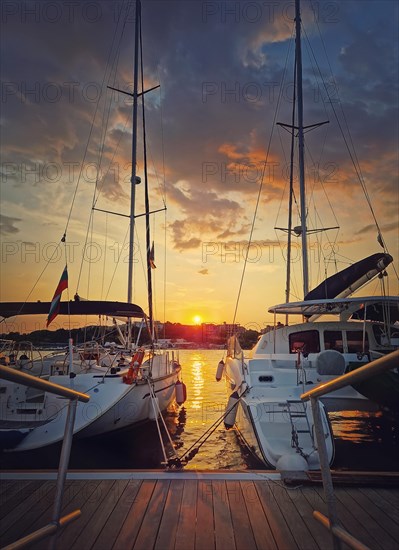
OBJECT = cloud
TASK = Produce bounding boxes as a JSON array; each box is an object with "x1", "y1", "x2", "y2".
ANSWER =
[{"x1": 0, "y1": 215, "x2": 21, "y2": 235}]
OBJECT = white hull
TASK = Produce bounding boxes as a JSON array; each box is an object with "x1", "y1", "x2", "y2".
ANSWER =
[
  {"x1": 1, "y1": 356, "x2": 181, "y2": 451},
  {"x1": 225, "y1": 372, "x2": 334, "y2": 470}
]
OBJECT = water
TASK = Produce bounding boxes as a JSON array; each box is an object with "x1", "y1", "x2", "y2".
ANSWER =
[{"x1": 1, "y1": 350, "x2": 398, "y2": 471}]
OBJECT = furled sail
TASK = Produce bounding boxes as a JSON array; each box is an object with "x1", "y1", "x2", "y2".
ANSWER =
[{"x1": 304, "y1": 253, "x2": 393, "y2": 302}]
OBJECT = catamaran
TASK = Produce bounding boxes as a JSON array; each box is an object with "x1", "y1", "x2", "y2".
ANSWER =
[{"x1": 221, "y1": 0, "x2": 398, "y2": 470}]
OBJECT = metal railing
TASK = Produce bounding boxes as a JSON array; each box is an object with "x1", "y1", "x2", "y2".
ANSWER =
[
  {"x1": 0, "y1": 364, "x2": 90, "y2": 550},
  {"x1": 301, "y1": 349, "x2": 399, "y2": 550}
]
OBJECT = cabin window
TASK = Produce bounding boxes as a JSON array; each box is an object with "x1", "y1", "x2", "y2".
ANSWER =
[
  {"x1": 289, "y1": 331, "x2": 320, "y2": 354},
  {"x1": 324, "y1": 331, "x2": 344, "y2": 353},
  {"x1": 259, "y1": 376, "x2": 274, "y2": 382},
  {"x1": 346, "y1": 331, "x2": 368, "y2": 353}
]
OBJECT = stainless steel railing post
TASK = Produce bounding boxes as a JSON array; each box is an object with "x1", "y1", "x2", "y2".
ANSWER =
[
  {"x1": 48, "y1": 397, "x2": 79, "y2": 550},
  {"x1": 310, "y1": 396, "x2": 341, "y2": 550}
]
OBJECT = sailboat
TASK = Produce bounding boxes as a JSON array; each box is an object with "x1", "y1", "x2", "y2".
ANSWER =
[
  {"x1": 0, "y1": 0, "x2": 185, "y2": 451},
  {"x1": 222, "y1": 0, "x2": 398, "y2": 470}
]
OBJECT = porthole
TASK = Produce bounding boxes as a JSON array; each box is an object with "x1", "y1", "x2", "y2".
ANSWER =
[{"x1": 259, "y1": 376, "x2": 273, "y2": 382}]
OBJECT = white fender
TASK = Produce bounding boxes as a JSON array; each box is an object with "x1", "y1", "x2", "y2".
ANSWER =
[
  {"x1": 224, "y1": 391, "x2": 239, "y2": 429},
  {"x1": 215, "y1": 360, "x2": 225, "y2": 382}
]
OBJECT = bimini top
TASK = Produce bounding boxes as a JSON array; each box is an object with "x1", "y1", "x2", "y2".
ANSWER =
[
  {"x1": 0, "y1": 300, "x2": 145, "y2": 319},
  {"x1": 268, "y1": 296, "x2": 399, "y2": 323}
]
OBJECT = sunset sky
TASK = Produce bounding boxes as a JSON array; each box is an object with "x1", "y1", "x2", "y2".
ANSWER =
[{"x1": 1, "y1": 0, "x2": 398, "y2": 333}]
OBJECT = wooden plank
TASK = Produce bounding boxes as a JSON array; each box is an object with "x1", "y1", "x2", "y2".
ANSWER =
[
  {"x1": 271, "y1": 483, "x2": 319, "y2": 550},
  {"x1": 313, "y1": 486, "x2": 384, "y2": 550},
  {"x1": 359, "y1": 487, "x2": 399, "y2": 526},
  {"x1": 23, "y1": 480, "x2": 92, "y2": 550},
  {"x1": 0, "y1": 480, "x2": 19, "y2": 498},
  {"x1": 226, "y1": 481, "x2": 257, "y2": 550},
  {"x1": 212, "y1": 480, "x2": 235, "y2": 550},
  {"x1": 239, "y1": 481, "x2": 278, "y2": 550},
  {"x1": 91, "y1": 480, "x2": 141, "y2": 550},
  {"x1": 195, "y1": 480, "x2": 215, "y2": 550},
  {"x1": 0, "y1": 480, "x2": 42, "y2": 517},
  {"x1": 133, "y1": 480, "x2": 170, "y2": 550},
  {"x1": 70, "y1": 480, "x2": 130, "y2": 550},
  {"x1": 55, "y1": 480, "x2": 116, "y2": 549},
  {"x1": 287, "y1": 486, "x2": 333, "y2": 550},
  {"x1": 353, "y1": 488, "x2": 399, "y2": 543},
  {"x1": 175, "y1": 480, "x2": 197, "y2": 550},
  {"x1": 0, "y1": 481, "x2": 54, "y2": 542},
  {"x1": 154, "y1": 478, "x2": 183, "y2": 550},
  {"x1": 256, "y1": 481, "x2": 301, "y2": 550},
  {"x1": 373, "y1": 488, "x2": 399, "y2": 510},
  {"x1": 113, "y1": 479, "x2": 156, "y2": 549},
  {"x1": 4, "y1": 481, "x2": 57, "y2": 546},
  {"x1": 335, "y1": 487, "x2": 398, "y2": 549}
]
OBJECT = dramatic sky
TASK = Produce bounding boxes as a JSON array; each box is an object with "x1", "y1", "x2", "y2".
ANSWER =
[{"x1": 1, "y1": 0, "x2": 398, "y2": 332}]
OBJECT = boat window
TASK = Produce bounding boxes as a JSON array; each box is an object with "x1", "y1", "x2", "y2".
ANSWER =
[
  {"x1": 346, "y1": 331, "x2": 368, "y2": 353},
  {"x1": 259, "y1": 376, "x2": 274, "y2": 382},
  {"x1": 324, "y1": 331, "x2": 344, "y2": 353},
  {"x1": 289, "y1": 331, "x2": 320, "y2": 354}
]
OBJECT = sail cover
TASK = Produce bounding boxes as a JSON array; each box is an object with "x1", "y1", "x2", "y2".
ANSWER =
[
  {"x1": 304, "y1": 253, "x2": 393, "y2": 302},
  {"x1": 0, "y1": 301, "x2": 145, "y2": 319}
]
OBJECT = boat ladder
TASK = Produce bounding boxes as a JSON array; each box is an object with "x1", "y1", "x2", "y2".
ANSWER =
[{"x1": 286, "y1": 399, "x2": 315, "y2": 455}]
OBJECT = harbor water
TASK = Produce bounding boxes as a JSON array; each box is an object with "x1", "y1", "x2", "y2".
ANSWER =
[{"x1": 1, "y1": 350, "x2": 398, "y2": 471}]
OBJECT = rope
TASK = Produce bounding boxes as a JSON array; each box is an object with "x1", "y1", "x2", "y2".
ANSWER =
[{"x1": 168, "y1": 389, "x2": 246, "y2": 468}]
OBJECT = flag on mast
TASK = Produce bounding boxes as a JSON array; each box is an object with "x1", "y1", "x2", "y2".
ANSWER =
[
  {"x1": 47, "y1": 265, "x2": 68, "y2": 327},
  {"x1": 149, "y1": 241, "x2": 156, "y2": 269}
]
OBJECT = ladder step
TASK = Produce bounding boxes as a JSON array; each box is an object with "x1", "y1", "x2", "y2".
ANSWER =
[{"x1": 290, "y1": 413, "x2": 307, "y2": 417}]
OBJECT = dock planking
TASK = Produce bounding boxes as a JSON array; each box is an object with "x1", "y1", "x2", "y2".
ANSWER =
[{"x1": 0, "y1": 473, "x2": 398, "y2": 550}]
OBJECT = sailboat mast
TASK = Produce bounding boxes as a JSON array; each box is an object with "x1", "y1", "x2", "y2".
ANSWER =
[
  {"x1": 295, "y1": 0, "x2": 309, "y2": 297},
  {"x1": 139, "y1": 10, "x2": 154, "y2": 339},
  {"x1": 127, "y1": 0, "x2": 141, "y2": 305}
]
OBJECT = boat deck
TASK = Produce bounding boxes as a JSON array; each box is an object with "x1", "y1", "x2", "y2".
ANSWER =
[{"x1": 1, "y1": 471, "x2": 398, "y2": 549}]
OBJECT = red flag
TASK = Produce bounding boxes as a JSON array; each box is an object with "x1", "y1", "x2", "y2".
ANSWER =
[
  {"x1": 149, "y1": 242, "x2": 156, "y2": 269},
  {"x1": 47, "y1": 266, "x2": 68, "y2": 327}
]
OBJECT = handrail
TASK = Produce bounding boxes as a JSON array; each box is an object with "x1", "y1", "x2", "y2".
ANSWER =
[
  {"x1": 0, "y1": 364, "x2": 90, "y2": 402},
  {"x1": 0, "y1": 364, "x2": 90, "y2": 549},
  {"x1": 300, "y1": 348, "x2": 399, "y2": 550},
  {"x1": 313, "y1": 511, "x2": 370, "y2": 550},
  {"x1": 1, "y1": 510, "x2": 81, "y2": 550},
  {"x1": 301, "y1": 349, "x2": 399, "y2": 402}
]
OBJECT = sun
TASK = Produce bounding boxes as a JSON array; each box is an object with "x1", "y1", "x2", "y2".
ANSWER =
[{"x1": 193, "y1": 315, "x2": 202, "y2": 325}]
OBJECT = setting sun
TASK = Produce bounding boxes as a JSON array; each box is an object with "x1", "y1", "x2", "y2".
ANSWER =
[{"x1": 193, "y1": 315, "x2": 202, "y2": 325}]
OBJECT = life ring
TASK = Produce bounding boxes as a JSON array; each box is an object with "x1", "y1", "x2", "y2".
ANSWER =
[{"x1": 123, "y1": 349, "x2": 145, "y2": 385}]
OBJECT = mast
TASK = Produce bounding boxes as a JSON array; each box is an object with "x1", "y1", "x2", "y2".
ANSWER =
[
  {"x1": 295, "y1": 0, "x2": 309, "y2": 297},
  {"x1": 285, "y1": 59, "x2": 297, "y2": 310},
  {"x1": 139, "y1": 7, "x2": 154, "y2": 339},
  {"x1": 127, "y1": 0, "x2": 141, "y2": 305}
]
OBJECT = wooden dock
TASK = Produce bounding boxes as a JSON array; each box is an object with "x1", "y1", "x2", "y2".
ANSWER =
[{"x1": 1, "y1": 471, "x2": 399, "y2": 549}]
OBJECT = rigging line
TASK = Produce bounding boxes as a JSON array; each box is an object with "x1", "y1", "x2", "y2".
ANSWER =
[
  {"x1": 273, "y1": 125, "x2": 290, "y2": 227},
  {"x1": 163, "y1": 207, "x2": 167, "y2": 334},
  {"x1": 10, "y1": 238, "x2": 65, "y2": 321},
  {"x1": 105, "y1": 223, "x2": 129, "y2": 300},
  {"x1": 62, "y1": 238, "x2": 72, "y2": 335},
  {"x1": 232, "y1": 25, "x2": 295, "y2": 326},
  {"x1": 304, "y1": 14, "x2": 394, "y2": 264},
  {"x1": 78, "y1": 3, "x2": 131, "y2": 294},
  {"x1": 140, "y1": 12, "x2": 154, "y2": 336},
  {"x1": 63, "y1": 1, "x2": 128, "y2": 238},
  {"x1": 156, "y1": 71, "x2": 167, "y2": 207},
  {"x1": 93, "y1": 3, "x2": 130, "y2": 208},
  {"x1": 101, "y1": 213, "x2": 108, "y2": 300}
]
